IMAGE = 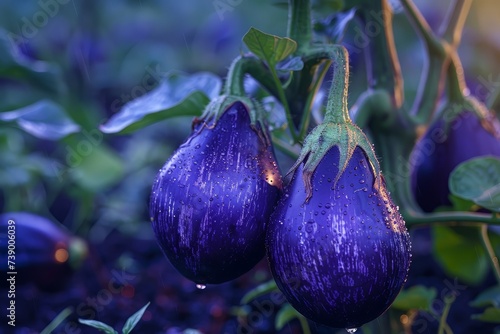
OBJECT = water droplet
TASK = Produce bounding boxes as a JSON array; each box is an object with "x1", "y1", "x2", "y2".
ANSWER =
[
  {"x1": 196, "y1": 284, "x2": 206, "y2": 290},
  {"x1": 346, "y1": 328, "x2": 357, "y2": 333}
]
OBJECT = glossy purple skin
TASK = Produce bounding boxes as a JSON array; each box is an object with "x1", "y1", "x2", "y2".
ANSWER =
[
  {"x1": 150, "y1": 102, "x2": 282, "y2": 284},
  {"x1": 410, "y1": 111, "x2": 500, "y2": 212},
  {"x1": 266, "y1": 147, "x2": 411, "y2": 328},
  {"x1": 0, "y1": 212, "x2": 74, "y2": 291}
]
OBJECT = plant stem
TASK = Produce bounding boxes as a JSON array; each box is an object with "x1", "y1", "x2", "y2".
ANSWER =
[
  {"x1": 358, "y1": 0, "x2": 404, "y2": 108},
  {"x1": 40, "y1": 307, "x2": 73, "y2": 334},
  {"x1": 270, "y1": 66, "x2": 300, "y2": 142},
  {"x1": 409, "y1": 56, "x2": 448, "y2": 123},
  {"x1": 437, "y1": 295, "x2": 454, "y2": 334},
  {"x1": 439, "y1": 0, "x2": 473, "y2": 48},
  {"x1": 287, "y1": 0, "x2": 312, "y2": 54},
  {"x1": 479, "y1": 224, "x2": 500, "y2": 284},
  {"x1": 323, "y1": 46, "x2": 350, "y2": 124},
  {"x1": 446, "y1": 51, "x2": 468, "y2": 103},
  {"x1": 400, "y1": 0, "x2": 445, "y2": 55},
  {"x1": 224, "y1": 55, "x2": 278, "y2": 98},
  {"x1": 405, "y1": 210, "x2": 500, "y2": 227},
  {"x1": 400, "y1": 0, "x2": 447, "y2": 124},
  {"x1": 272, "y1": 135, "x2": 300, "y2": 159},
  {"x1": 298, "y1": 59, "x2": 331, "y2": 139}
]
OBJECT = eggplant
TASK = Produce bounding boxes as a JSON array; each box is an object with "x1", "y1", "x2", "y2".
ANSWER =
[
  {"x1": 149, "y1": 100, "x2": 282, "y2": 285},
  {"x1": 0, "y1": 212, "x2": 87, "y2": 292},
  {"x1": 266, "y1": 145, "x2": 411, "y2": 329},
  {"x1": 410, "y1": 99, "x2": 500, "y2": 212}
]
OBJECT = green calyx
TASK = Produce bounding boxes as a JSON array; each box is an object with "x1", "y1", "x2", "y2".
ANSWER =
[
  {"x1": 193, "y1": 95, "x2": 272, "y2": 146},
  {"x1": 286, "y1": 44, "x2": 381, "y2": 202},
  {"x1": 437, "y1": 96, "x2": 500, "y2": 139},
  {"x1": 288, "y1": 120, "x2": 382, "y2": 202}
]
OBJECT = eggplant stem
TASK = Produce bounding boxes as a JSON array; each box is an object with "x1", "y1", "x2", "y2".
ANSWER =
[{"x1": 480, "y1": 224, "x2": 500, "y2": 285}]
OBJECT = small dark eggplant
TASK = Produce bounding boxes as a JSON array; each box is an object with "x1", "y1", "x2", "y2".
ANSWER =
[
  {"x1": 150, "y1": 99, "x2": 282, "y2": 285},
  {"x1": 266, "y1": 121, "x2": 411, "y2": 329},
  {"x1": 0, "y1": 212, "x2": 87, "y2": 292},
  {"x1": 410, "y1": 97, "x2": 500, "y2": 212}
]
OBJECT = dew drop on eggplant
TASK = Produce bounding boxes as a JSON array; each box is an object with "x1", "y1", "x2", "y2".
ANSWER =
[{"x1": 196, "y1": 284, "x2": 207, "y2": 290}]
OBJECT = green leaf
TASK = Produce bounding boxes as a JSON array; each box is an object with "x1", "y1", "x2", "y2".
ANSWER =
[
  {"x1": 471, "y1": 307, "x2": 500, "y2": 323},
  {"x1": 392, "y1": 285, "x2": 437, "y2": 311},
  {"x1": 243, "y1": 27, "x2": 297, "y2": 66},
  {"x1": 122, "y1": 302, "x2": 150, "y2": 334},
  {"x1": 275, "y1": 303, "x2": 301, "y2": 330},
  {"x1": 69, "y1": 145, "x2": 124, "y2": 192},
  {"x1": 449, "y1": 194, "x2": 477, "y2": 212},
  {"x1": 449, "y1": 156, "x2": 500, "y2": 212},
  {"x1": 470, "y1": 286, "x2": 500, "y2": 308},
  {"x1": 78, "y1": 319, "x2": 118, "y2": 334},
  {"x1": 0, "y1": 31, "x2": 62, "y2": 95},
  {"x1": 100, "y1": 72, "x2": 221, "y2": 134},
  {"x1": 432, "y1": 226, "x2": 488, "y2": 286},
  {"x1": 241, "y1": 280, "x2": 278, "y2": 304},
  {"x1": 0, "y1": 100, "x2": 80, "y2": 140}
]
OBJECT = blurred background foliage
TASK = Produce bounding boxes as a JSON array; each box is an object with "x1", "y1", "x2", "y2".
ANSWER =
[{"x1": 0, "y1": 0, "x2": 499, "y2": 241}]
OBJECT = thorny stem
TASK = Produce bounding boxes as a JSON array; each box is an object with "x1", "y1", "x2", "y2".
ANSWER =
[
  {"x1": 323, "y1": 46, "x2": 350, "y2": 124},
  {"x1": 287, "y1": 0, "x2": 312, "y2": 54},
  {"x1": 480, "y1": 224, "x2": 500, "y2": 285}
]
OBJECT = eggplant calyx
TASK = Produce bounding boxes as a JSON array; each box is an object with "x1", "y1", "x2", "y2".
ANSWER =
[
  {"x1": 288, "y1": 120, "x2": 382, "y2": 202},
  {"x1": 192, "y1": 95, "x2": 272, "y2": 146}
]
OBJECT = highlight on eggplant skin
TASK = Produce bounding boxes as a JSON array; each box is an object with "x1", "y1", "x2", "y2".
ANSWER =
[
  {"x1": 266, "y1": 147, "x2": 411, "y2": 329},
  {"x1": 0, "y1": 212, "x2": 87, "y2": 292},
  {"x1": 149, "y1": 101, "x2": 282, "y2": 285}
]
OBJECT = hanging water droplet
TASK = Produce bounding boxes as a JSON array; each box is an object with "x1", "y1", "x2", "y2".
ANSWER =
[
  {"x1": 196, "y1": 284, "x2": 206, "y2": 290},
  {"x1": 346, "y1": 328, "x2": 357, "y2": 333}
]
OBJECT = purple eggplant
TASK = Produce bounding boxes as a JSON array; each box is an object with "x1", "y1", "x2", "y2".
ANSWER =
[
  {"x1": 0, "y1": 212, "x2": 87, "y2": 292},
  {"x1": 266, "y1": 143, "x2": 411, "y2": 329},
  {"x1": 150, "y1": 100, "x2": 282, "y2": 285},
  {"x1": 410, "y1": 98, "x2": 500, "y2": 212}
]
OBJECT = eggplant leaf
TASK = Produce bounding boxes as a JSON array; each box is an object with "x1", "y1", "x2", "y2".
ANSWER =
[
  {"x1": 432, "y1": 226, "x2": 488, "y2": 286},
  {"x1": 471, "y1": 307, "x2": 500, "y2": 323},
  {"x1": 470, "y1": 285, "x2": 500, "y2": 308},
  {"x1": 78, "y1": 319, "x2": 117, "y2": 334},
  {"x1": 241, "y1": 280, "x2": 278, "y2": 304},
  {"x1": 100, "y1": 72, "x2": 221, "y2": 134},
  {"x1": 0, "y1": 31, "x2": 62, "y2": 95},
  {"x1": 392, "y1": 285, "x2": 437, "y2": 311},
  {"x1": 122, "y1": 302, "x2": 150, "y2": 334},
  {"x1": 275, "y1": 303, "x2": 301, "y2": 330},
  {"x1": 449, "y1": 156, "x2": 500, "y2": 212},
  {"x1": 0, "y1": 100, "x2": 79, "y2": 140},
  {"x1": 243, "y1": 27, "x2": 297, "y2": 67},
  {"x1": 68, "y1": 145, "x2": 124, "y2": 192}
]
